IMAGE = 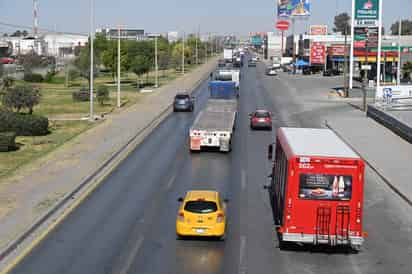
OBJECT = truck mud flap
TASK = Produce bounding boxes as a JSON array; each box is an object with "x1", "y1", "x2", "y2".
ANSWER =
[
  {"x1": 219, "y1": 138, "x2": 231, "y2": 152},
  {"x1": 190, "y1": 137, "x2": 201, "y2": 151}
]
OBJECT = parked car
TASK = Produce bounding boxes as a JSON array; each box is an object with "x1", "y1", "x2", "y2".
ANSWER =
[
  {"x1": 176, "y1": 190, "x2": 227, "y2": 239},
  {"x1": 249, "y1": 109, "x2": 273, "y2": 130},
  {"x1": 173, "y1": 93, "x2": 194, "y2": 112}
]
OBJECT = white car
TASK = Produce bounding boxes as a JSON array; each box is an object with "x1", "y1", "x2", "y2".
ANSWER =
[{"x1": 266, "y1": 68, "x2": 277, "y2": 76}]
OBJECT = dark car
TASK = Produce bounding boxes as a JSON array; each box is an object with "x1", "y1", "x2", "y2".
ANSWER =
[
  {"x1": 249, "y1": 110, "x2": 272, "y2": 130},
  {"x1": 173, "y1": 93, "x2": 194, "y2": 112},
  {"x1": 323, "y1": 69, "x2": 333, "y2": 76}
]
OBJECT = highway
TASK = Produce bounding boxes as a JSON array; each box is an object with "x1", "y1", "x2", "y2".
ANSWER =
[{"x1": 9, "y1": 58, "x2": 412, "y2": 274}]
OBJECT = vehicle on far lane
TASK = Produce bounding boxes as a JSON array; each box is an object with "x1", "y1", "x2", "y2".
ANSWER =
[
  {"x1": 266, "y1": 67, "x2": 277, "y2": 76},
  {"x1": 173, "y1": 93, "x2": 194, "y2": 112},
  {"x1": 249, "y1": 109, "x2": 272, "y2": 130},
  {"x1": 248, "y1": 59, "x2": 256, "y2": 67},
  {"x1": 176, "y1": 190, "x2": 227, "y2": 240}
]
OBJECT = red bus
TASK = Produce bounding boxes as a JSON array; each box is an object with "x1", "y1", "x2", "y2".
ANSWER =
[{"x1": 267, "y1": 128, "x2": 365, "y2": 250}]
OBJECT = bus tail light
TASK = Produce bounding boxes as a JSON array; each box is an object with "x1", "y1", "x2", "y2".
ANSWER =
[
  {"x1": 178, "y1": 212, "x2": 185, "y2": 222},
  {"x1": 355, "y1": 202, "x2": 362, "y2": 224}
]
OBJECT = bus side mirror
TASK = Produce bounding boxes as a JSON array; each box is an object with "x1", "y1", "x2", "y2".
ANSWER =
[
  {"x1": 177, "y1": 197, "x2": 184, "y2": 202},
  {"x1": 268, "y1": 144, "x2": 273, "y2": 160}
]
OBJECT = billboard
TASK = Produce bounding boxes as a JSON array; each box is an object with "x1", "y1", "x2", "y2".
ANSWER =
[
  {"x1": 310, "y1": 25, "x2": 328, "y2": 36},
  {"x1": 251, "y1": 36, "x2": 263, "y2": 46},
  {"x1": 277, "y1": 0, "x2": 310, "y2": 18},
  {"x1": 328, "y1": 45, "x2": 347, "y2": 56},
  {"x1": 310, "y1": 42, "x2": 326, "y2": 65},
  {"x1": 354, "y1": 0, "x2": 379, "y2": 27}
]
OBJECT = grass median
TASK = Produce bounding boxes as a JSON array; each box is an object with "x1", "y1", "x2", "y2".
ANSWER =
[{"x1": 0, "y1": 63, "x2": 205, "y2": 181}]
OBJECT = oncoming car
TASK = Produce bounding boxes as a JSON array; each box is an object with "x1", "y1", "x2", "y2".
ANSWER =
[{"x1": 176, "y1": 190, "x2": 227, "y2": 239}]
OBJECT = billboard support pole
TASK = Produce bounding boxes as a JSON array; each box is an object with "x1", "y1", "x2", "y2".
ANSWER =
[
  {"x1": 376, "y1": 0, "x2": 383, "y2": 90},
  {"x1": 349, "y1": 0, "x2": 355, "y2": 89},
  {"x1": 292, "y1": 18, "x2": 296, "y2": 74}
]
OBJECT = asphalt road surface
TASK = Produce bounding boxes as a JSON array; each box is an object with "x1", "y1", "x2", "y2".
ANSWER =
[{"x1": 9, "y1": 58, "x2": 412, "y2": 274}]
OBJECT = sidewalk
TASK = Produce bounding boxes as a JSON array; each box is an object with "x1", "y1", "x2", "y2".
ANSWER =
[
  {"x1": 0, "y1": 58, "x2": 218, "y2": 250},
  {"x1": 326, "y1": 108, "x2": 412, "y2": 205}
]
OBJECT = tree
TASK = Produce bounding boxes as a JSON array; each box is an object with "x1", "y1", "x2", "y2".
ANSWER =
[
  {"x1": 96, "y1": 85, "x2": 110, "y2": 105},
  {"x1": 73, "y1": 44, "x2": 98, "y2": 88},
  {"x1": 2, "y1": 85, "x2": 41, "y2": 114},
  {"x1": 403, "y1": 61, "x2": 412, "y2": 79},
  {"x1": 131, "y1": 55, "x2": 151, "y2": 87},
  {"x1": 333, "y1": 12, "x2": 351, "y2": 34},
  {"x1": 391, "y1": 20, "x2": 412, "y2": 35},
  {"x1": 19, "y1": 53, "x2": 43, "y2": 73},
  {"x1": 11, "y1": 30, "x2": 22, "y2": 37},
  {"x1": 102, "y1": 40, "x2": 129, "y2": 79}
]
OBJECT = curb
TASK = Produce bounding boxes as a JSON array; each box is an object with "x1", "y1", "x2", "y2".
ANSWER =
[
  {"x1": 325, "y1": 120, "x2": 412, "y2": 208},
  {"x1": 0, "y1": 60, "x2": 216, "y2": 272}
]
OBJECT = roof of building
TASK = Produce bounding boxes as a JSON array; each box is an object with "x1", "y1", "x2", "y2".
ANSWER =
[{"x1": 279, "y1": 127, "x2": 360, "y2": 159}]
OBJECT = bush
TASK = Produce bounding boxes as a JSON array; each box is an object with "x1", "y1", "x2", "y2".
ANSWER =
[
  {"x1": 72, "y1": 88, "x2": 90, "y2": 102},
  {"x1": 24, "y1": 73, "x2": 44, "y2": 83},
  {"x1": 1, "y1": 85, "x2": 41, "y2": 114},
  {"x1": 0, "y1": 110, "x2": 49, "y2": 136},
  {"x1": 0, "y1": 132, "x2": 16, "y2": 152},
  {"x1": 45, "y1": 71, "x2": 55, "y2": 83},
  {"x1": 96, "y1": 85, "x2": 110, "y2": 105}
]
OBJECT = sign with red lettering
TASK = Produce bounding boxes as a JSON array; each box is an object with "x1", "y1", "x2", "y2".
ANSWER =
[
  {"x1": 310, "y1": 42, "x2": 326, "y2": 64},
  {"x1": 276, "y1": 20, "x2": 290, "y2": 31},
  {"x1": 310, "y1": 25, "x2": 328, "y2": 35}
]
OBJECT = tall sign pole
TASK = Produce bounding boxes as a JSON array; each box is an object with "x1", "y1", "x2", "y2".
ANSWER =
[
  {"x1": 397, "y1": 19, "x2": 402, "y2": 85},
  {"x1": 349, "y1": 0, "x2": 355, "y2": 89},
  {"x1": 376, "y1": 0, "x2": 383, "y2": 90}
]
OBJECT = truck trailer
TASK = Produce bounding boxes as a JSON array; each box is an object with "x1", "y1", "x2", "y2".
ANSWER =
[{"x1": 189, "y1": 81, "x2": 237, "y2": 152}]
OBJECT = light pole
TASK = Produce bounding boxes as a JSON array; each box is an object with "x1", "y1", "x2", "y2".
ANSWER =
[
  {"x1": 89, "y1": 0, "x2": 94, "y2": 121},
  {"x1": 344, "y1": 23, "x2": 349, "y2": 97},
  {"x1": 397, "y1": 18, "x2": 402, "y2": 85},
  {"x1": 117, "y1": 25, "x2": 121, "y2": 108},
  {"x1": 196, "y1": 27, "x2": 199, "y2": 65},
  {"x1": 155, "y1": 35, "x2": 158, "y2": 87},
  {"x1": 182, "y1": 32, "x2": 185, "y2": 75}
]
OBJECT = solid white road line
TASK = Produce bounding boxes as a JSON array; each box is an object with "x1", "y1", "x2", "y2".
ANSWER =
[
  {"x1": 241, "y1": 170, "x2": 247, "y2": 191},
  {"x1": 239, "y1": 235, "x2": 247, "y2": 274}
]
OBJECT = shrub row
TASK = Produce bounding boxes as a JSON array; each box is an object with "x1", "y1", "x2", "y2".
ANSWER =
[
  {"x1": 23, "y1": 73, "x2": 44, "y2": 83},
  {"x1": 72, "y1": 89, "x2": 90, "y2": 102},
  {"x1": 0, "y1": 132, "x2": 16, "y2": 152},
  {"x1": 0, "y1": 110, "x2": 49, "y2": 136}
]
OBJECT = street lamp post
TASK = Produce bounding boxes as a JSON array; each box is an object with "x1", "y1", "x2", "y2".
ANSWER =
[
  {"x1": 397, "y1": 19, "x2": 402, "y2": 85},
  {"x1": 344, "y1": 24, "x2": 349, "y2": 97},
  {"x1": 182, "y1": 32, "x2": 185, "y2": 75},
  {"x1": 89, "y1": 0, "x2": 94, "y2": 121},
  {"x1": 155, "y1": 35, "x2": 158, "y2": 88},
  {"x1": 117, "y1": 26, "x2": 121, "y2": 108}
]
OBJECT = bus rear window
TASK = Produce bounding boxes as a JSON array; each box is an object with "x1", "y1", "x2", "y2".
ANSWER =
[{"x1": 299, "y1": 174, "x2": 352, "y2": 200}]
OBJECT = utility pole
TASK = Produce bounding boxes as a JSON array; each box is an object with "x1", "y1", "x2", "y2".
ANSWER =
[
  {"x1": 397, "y1": 18, "x2": 402, "y2": 85},
  {"x1": 89, "y1": 0, "x2": 94, "y2": 121},
  {"x1": 195, "y1": 27, "x2": 199, "y2": 65},
  {"x1": 349, "y1": 0, "x2": 355, "y2": 89},
  {"x1": 182, "y1": 32, "x2": 185, "y2": 75},
  {"x1": 155, "y1": 35, "x2": 158, "y2": 87},
  {"x1": 117, "y1": 26, "x2": 121, "y2": 108},
  {"x1": 291, "y1": 18, "x2": 296, "y2": 74},
  {"x1": 344, "y1": 24, "x2": 349, "y2": 97},
  {"x1": 205, "y1": 35, "x2": 208, "y2": 63},
  {"x1": 376, "y1": 0, "x2": 383, "y2": 90}
]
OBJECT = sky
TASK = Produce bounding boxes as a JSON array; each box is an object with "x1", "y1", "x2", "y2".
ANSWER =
[{"x1": 0, "y1": 0, "x2": 411, "y2": 36}]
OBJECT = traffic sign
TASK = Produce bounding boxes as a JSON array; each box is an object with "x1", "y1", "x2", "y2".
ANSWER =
[{"x1": 276, "y1": 21, "x2": 290, "y2": 31}]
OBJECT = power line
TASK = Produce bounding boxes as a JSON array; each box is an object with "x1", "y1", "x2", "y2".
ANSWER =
[{"x1": 0, "y1": 21, "x2": 87, "y2": 36}]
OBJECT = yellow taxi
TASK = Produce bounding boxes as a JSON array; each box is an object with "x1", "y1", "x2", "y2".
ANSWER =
[{"x1": 176, "y1": 190, "x2": 227, "y2": 239}]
